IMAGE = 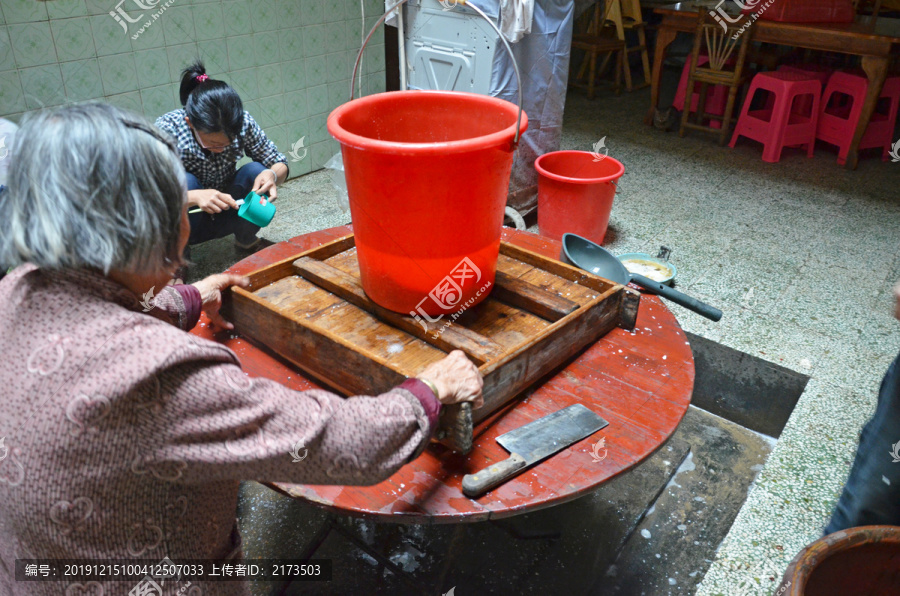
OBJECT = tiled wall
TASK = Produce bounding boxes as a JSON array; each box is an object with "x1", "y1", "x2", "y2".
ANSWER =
[{"x1": 0, "y1": 0, "x2": 387, "y2": 176}]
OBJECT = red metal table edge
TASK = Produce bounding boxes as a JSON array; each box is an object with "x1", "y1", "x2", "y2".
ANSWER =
[{"x1": 197, "y1": 225, "x2": 695, "y2": 524}]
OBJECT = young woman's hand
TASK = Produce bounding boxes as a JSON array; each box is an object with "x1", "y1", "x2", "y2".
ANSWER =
[
  {"x1": 418, "y1": 350, "x2": 484, "y2": 409},
  {"x1": 189, "y1": 189, "x2": 238, "y2": 214},
  {"x1": 252, "y1": 169, "x2": 278, "y2": 201},
  {"x1": 191, "y1": 273, "x2": 250, "y2": 330}
]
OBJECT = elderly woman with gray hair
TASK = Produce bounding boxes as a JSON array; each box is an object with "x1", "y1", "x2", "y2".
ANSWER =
[{"x1": 0, "y1": 103, "x2": 483, "y2": 596}]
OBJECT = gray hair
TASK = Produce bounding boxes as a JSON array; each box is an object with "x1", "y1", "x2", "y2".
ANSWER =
[{"x1": 0, "y1": 102, "x2": 186, "y2": 275}]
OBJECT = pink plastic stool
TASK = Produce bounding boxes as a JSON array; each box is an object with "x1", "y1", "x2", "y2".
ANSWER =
[
  {"x1": 816, "y1": 71, "x2": 900, "y2": 165},
  {"x1": 673, "y1": 56, "x2": 729, "y2": 130},
  {"x1": 729, "y1": 70, "x2": 822, "y2": 163},
  {"x1": 776, "y1": 64, "x2": 832, "y2": 114}
]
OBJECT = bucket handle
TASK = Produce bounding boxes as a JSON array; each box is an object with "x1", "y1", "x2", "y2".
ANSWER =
[{"x1": 350, "y1": 0, "x2": 525, "y2": 148}]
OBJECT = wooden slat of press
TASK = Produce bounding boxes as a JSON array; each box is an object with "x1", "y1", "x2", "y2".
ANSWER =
[
  {"x1": 306, "y1": 300, "x2": 444, "y2": 373},
  {"x1": 260, "y1": 273, "x2": 439, "y2": 369},
  {"x1": 254, "y1": 275, "x2": 322, "y2": 311},
  {"x1": 244, "y1": 258, "x2": 302, "y2": 291},
  {"x1": 322, "y1": 245, "x2": 361, "y2": 277},
  {"x1": 258, "y1": 275, "x2": 348, "y2": 326},
  {"x1": 491, "y1": 271, "x2": 580, "y2": 322},
  {"x1": 292, "y1": 257, "x2": 505, "y2": 365},
  {"x1": 518, "y1": 267, "x2": 602, "y2": 306},
  {"x1": 494, "y1": 253, "x2": 602, "y2": 321},
  {"x1": 301, "y1": 233, "x2": 356, "y2": 261},
  {"x1": 498, "y1": 250, "x2": 601, "y2": 308},
  {"x1": 235, "y1": 233, "x2": 355, "y2": 291},
  {"x1": 500, "y1": 242, "x2": 614, "y2": 293},
  {"x1": 496, "y1": 253, "x2": 534, "y2": 278},
  {"x1": 456, "y1": 299, "x2": 550, "y2": 350},
  {"x1": 223, "y1": 288, "x2": 407, "y2": 398},
  {"x1": 497, "y1": 233, "x2": 639, "y2": 330},
  {"x1": 473, "y1": 288, "x2": 626, "y2": 423}
]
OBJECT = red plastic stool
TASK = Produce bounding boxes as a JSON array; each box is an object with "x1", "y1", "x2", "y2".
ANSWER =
[
  {"x1": 816, "y1": 71, "x2": 900, "y2": 165},
  {"x1": 729, "y1": 70, "x2": 822, "y2": 163},
  {"x1": 777, "y1": 64, "x2": 832, "y2": 114},
  {"x1": 673, "y1": 55, "x2": 729, "y2": 129}
]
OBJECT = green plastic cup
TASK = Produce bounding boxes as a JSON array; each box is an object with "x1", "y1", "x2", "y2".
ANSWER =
[{"x1": 238, "y1": 190, "x2": 276, "y2": 227}]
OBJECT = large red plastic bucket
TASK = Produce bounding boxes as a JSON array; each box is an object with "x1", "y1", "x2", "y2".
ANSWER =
[
  {"x1": 535, "y1": 151, "x2": 625, "y2": 244},
  {"x1": 328, "y1": 90, "x2": 528, "y2": 316}
]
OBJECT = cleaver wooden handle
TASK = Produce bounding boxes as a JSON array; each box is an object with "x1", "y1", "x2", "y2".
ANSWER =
[{"x1": 462, "y1": 453, "x2": 528, "y2": 497}]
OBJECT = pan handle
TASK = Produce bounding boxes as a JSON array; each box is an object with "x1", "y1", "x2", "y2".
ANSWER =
[{"x1": 630, "y1": 273, "x2": 723, "y2": 322}]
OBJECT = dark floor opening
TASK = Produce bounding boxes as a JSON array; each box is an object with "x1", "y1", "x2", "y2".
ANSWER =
[{"x1": 686, "y1": 331, "x2": 811, "y2": 438}]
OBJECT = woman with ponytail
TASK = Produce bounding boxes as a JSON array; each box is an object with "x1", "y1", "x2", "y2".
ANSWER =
[{"x1": 155, "y1": 61, "x2": 289, "y2": 254}]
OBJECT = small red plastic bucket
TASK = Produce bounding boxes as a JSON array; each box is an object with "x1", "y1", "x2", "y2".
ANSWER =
[{"x1": 535, "y1": 151, "x2": 625, "y2": 244}]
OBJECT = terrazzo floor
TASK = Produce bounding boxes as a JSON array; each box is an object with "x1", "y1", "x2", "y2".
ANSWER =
[{"x1": 189, "y1": 79, "x2": 900, "y2": 594}]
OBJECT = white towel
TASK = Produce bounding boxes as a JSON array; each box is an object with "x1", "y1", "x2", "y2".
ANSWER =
[
  {"x1": 500, "y1": 0, "x2": 534, "y2": 43},
  {"x1": 384, "y1": 0, "x2": 400, "y2": 27}
]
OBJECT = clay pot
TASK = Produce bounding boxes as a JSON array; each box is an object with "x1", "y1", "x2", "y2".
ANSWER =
[{"x1": 781, "y1": 525, "x2": 900, "y2": 595}]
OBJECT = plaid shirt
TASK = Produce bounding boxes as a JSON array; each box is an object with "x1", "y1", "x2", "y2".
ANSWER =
[{"x1": 155, "y1": 109, "x2": 288, "y2": 192}]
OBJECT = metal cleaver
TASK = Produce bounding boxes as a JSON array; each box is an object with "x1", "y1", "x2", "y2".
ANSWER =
[{"x1": 462, "y1": 404, "x2": 609, "y2": 498}]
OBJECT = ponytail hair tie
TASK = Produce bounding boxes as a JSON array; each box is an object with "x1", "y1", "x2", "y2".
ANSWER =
[{"x1": 195, "y1": 74, "x2": 209, "y2": 82}]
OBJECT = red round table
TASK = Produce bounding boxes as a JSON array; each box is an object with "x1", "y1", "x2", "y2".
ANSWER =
[{"x1": 191, "y1": 226, "x2": 694, "y2": 524}]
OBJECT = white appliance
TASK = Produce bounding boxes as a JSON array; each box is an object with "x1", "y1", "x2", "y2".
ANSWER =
[{"x1": 398, "y1": 0, "x2": 575, "y2": 215}]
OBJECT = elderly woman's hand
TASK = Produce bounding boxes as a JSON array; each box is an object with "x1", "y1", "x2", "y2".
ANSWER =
[
  {"x1": 418, "y1": 350, "x2": 484, "y2": 409},
  {"x1": 191, "y1": 273, "x2": 250, "y2": 330}
]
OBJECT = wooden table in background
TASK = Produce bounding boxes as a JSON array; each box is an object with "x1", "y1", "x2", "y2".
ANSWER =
[
  {"x1": 645, "y1": 2, "x2": 900, "y2": 169},
  {"x1": 191, "y1": 226, "x2": 694, "y2": 523}
]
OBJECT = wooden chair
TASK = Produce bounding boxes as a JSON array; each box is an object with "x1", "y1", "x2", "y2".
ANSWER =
[
  {"x1": 854, "y1": 0, "x2": 884, "y2": 17},
  {"x1": 604, "y1": 0, "x2": 652, "y2": 91},
  {"x1": 679, "y1": 11, "x2": 754, "y2": 145},
  {"x1": 570, "y1": 0, "x2": 626, "y2": 99}
]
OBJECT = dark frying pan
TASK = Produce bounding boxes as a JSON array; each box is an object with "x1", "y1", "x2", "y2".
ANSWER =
[{"x1": 562, "y1": 233, "x2": 722, "y2": 322}]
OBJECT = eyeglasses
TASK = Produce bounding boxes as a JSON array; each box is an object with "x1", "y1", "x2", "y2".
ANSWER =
[{"x1": 191, "y1": 127, "x2": 232, "y2": 151}]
